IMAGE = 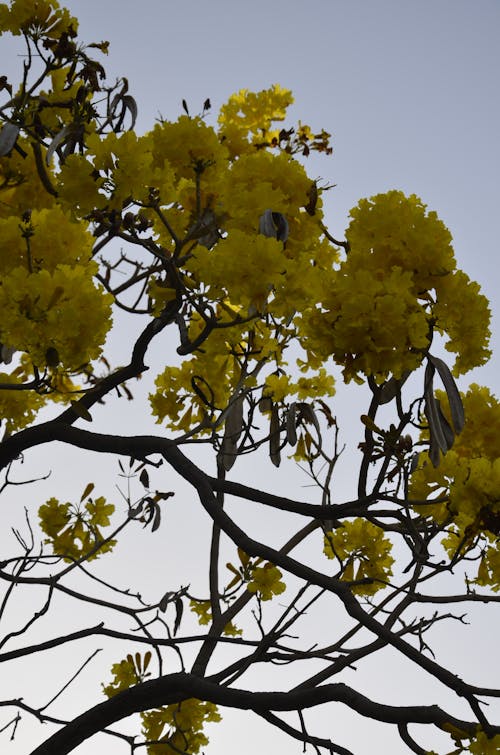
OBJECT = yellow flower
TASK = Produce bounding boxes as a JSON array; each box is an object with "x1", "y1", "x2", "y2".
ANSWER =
[
  {"x1": 0, "y1": 0, "x2": 77, "y2": 38},
  {"x1": 324, "y1": 519, "x2": 394, "y2": 595},
  {"x1": 346, "y1": 191, "x2": 455, "y2": 291},
  {"x1": 151, "y1": 116, "x2": 228, "y2": 182},
  {"x1": 299, "y1": 265, "x2": 430, "y2": 382},
  {"x1": 0, "y1": 370, "x2": 46, "y2": 432},
  {"x1": 0, "y1": 206, "x2": 94, "y2": 275},
  {"x1": 0, "y1": 263, "x2": 112, "y2": 370},
  {"x1": 38, "y1": 494, "x2": 116, "y2": 562},
  {"x1": 102, "y1": 652, "x2": 152, "y2": 699},
  {"x1": 218, "y1": 85, "x2": 293, "y2": 157},
  {"x1": 0, "y1": 140, "x2": 56, "y2": 217},
  {"x1": 468, "y1": 730, "x2": 500, "y2": 754},
  {"x1": 247, "y1": 562, "x2": 286, "y2": 601},
  {"x1": 141, "y1": 699, "x2": 221, "y2": 755},
  {"x1": 189, "y1": 229, "x2": 289, "y2": 313}
]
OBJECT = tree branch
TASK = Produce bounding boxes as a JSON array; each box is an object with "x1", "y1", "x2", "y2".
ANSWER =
[{"x1": 30, "y1": 672, "x2": 489, "y2": 755}]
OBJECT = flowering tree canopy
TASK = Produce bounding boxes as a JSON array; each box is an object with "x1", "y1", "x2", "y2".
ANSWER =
[{"x1": 0, "y1": 2, "x2": 499, "y2": 754}]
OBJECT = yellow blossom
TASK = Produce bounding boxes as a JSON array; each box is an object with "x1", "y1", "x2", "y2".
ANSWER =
[
  {"x1": 0, "y1": 0, "x2": 77, "y2": 38},
  {"x1": 323, "y1": 519, "x2": 394, "y2": 595},
  {"x1": 247, "y1": 562, "x2": 286, "y2": 601}
]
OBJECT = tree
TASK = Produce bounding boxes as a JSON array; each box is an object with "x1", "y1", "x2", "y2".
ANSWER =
[{"x1": 0, "y1": 2, "x2": 498, "y2": 754}]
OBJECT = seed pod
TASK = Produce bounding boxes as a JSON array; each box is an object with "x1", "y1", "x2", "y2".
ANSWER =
[
  {"x1": 0, "y1": 122, "x2": 19, "y2": 156},
  {"x1": 427, "y1": 354, "x2": 465, "y2": 434},
  {"x1": 269, "y1": 404, "x2": 281, "y2": 467},
  {"x1": 286, "y1": 402, "x2": 298, "y2": 446},
  {"x1": 258, "y1": 209, "x2": 289, "y2": 242},
  {"x1": 424, "y1": 361, "x2": 454, "y2": 467},
  {"x1": 221, "y1": 396, "x2": 244, "y2": 471}
]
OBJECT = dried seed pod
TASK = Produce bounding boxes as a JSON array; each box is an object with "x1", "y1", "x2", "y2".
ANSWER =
[
  {"x1": 221, "y1": 396, "x2": 245, "y2": 471},
  {"x1": 286, "y1": 402, "x2": 298, "y2": 446},
  {"x1": 0, "y1": 122, "x2": 19, "y2": 156},
  {"x1": 258, "y1": 209, "x2": 289, "y2": 242},
  {"x1": 269, "y1": 404, "x2": 281, "y2": 467}
]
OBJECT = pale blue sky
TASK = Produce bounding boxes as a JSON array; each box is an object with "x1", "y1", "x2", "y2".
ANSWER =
[
  {"x1": 1, "y1": 2, "x2": 499, "y2": 754},
  {"x1": 59, "y1": 0, "x2": 500, "y2": 384}
]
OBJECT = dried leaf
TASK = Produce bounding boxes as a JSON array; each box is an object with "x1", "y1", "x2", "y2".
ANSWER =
[
  {"x1": 122, "y1": 94, "x2": 138, "y2": 130},
  {"x1": 237, "y1": 548, "x2": 250, "y2": 567},
  {"x1": 139, "y1": 468, "x2": 150, "y2": 489},
  {"x1": 174, "y1": 597, "x2": 183, "y2": 635},
  {"x1": 150, "y1": 502, "x2": 161, "y2": 532},
  {"x1": 70, "y1": 399, "x2": 93, "y2": 422},
  {"x1": 80, "y1": 482, "x2": 95, "y2": 502},
  {"x1": 141, "y1": 498, "x2": 162, "y2": 532},
  {"x1": 153, "y1": 490, "x2": 175, "y2": 502},
  {"x1": 159, "y1": 591, "x2": 174, "y2": 613},
  {"x1": 360, "y1": 414, "x2": 381, "y2": 434}
]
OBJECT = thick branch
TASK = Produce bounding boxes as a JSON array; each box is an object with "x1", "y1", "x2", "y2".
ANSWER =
[{"x1": 30, "y1": 672, "x2": 486, "y2": 755}]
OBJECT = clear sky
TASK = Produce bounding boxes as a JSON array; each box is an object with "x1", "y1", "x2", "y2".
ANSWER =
[
  {"x1": 59, "y1": 0, "x2": 500, "y2": 383},
  {"x1": 1, "y1": 2, "x2": 499, "y2": 754}
]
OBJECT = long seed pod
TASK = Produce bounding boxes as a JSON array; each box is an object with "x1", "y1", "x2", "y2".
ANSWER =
[
  {"x1": 298, "y1": 402, "x2": 322, "y2": 450},
  {"x1": 269, "y1": 404, "x2": 281, "y2": 467},
  {"x1": 221, "y1": 396, "x2": 244, "y2": 471},
  {"x1": 46, "y1": 124, "x2": 72, "y2": 165},
  {"x1": 286, "y1": 402, "x2": 298, "y2": 446},
  {"x1": 427, "y1": 354, "x2": 465, "y2": 434},
  {"x1": 379, "y1": 370, "x2": 411, "y2": 405},
  {"x1": 424, "y1": 361, "x2": 453, "y2": 467},
  {"x1": 0, "y1": 122, "x2": 19, "y2": 156}
]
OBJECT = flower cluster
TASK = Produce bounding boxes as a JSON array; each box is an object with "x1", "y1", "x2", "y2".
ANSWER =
[
  {"x1": 246, "y1": 562, "x2": 286, "y2": 601},
  {"x1": 323, "y1": 519, "x2": 394, "y2": 595},
  {"x1": 38, "y1": 491, "x2": 115, "y2": 561},
  {"x1": 103, "y1": 654, "x2": 221, "y2": 755},
  {"x1": 102, "y1": 653, "x2": 150, "y2": 698},
  {"x1": 189, "y1": 600, "x2": 242, "y2": 637},
  {"x1": 299, "y1": 191, "x2": 490, "y2": 382},
  {"x1": 0, "y1": 0, "x2": 77, "y2": 38},
  {"x1": 141, "y1": 699, "x2": 221, "y2": 755}
]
